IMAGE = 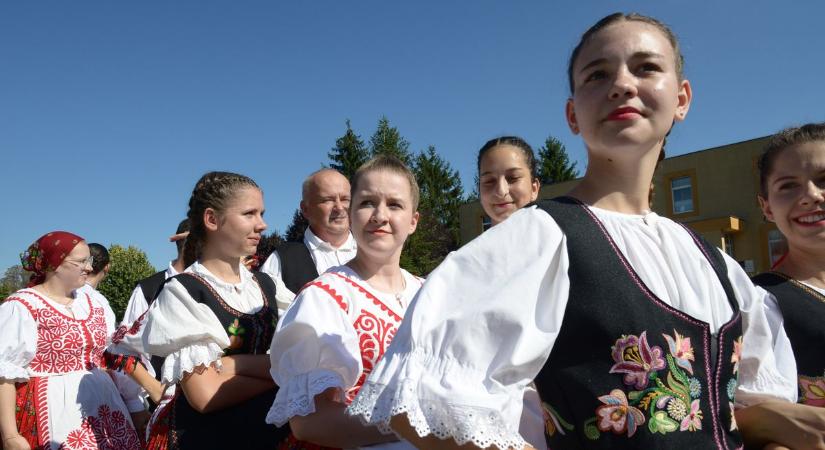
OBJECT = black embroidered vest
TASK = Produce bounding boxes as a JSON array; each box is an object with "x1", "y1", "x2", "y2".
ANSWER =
[
  {"x1": 534, "y1": 197, "x2": 743, "y2": 450},
  {"x1": 277, "y1": 242, "x2": 319, "y2": 294},
  {"x1": 753, "y1": 271, "x2": 825, "y2": 407},
  {"x1": 162, "y1": 271, "x2": 289, "y2": 449},
  {"x1": 137, "y1": 269, "x2": 171, "y2": 380}
]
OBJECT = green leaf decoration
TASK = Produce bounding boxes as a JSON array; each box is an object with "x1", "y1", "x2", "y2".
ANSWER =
[
  {"x1": 649, "y1": 411, "x2": 679, "y2": 434},
  {"x1": 584, "y1": 417, "x2": 600, "y2": 440}
]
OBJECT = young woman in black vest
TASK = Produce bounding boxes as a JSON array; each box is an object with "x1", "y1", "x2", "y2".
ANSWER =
[
  {"x1": 118, "y1": 171, "x2": 289, "y2": 449},
  {"x1": 753, "y1": 123, "x2": 825, "y2": 410},
  {"x1": 347, "y1": 13, "x2": 821, "y2": 450}
]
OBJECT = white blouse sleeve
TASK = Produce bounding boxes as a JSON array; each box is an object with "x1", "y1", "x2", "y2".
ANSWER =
[
  {"x1": 121, "y1": 285, "x2": 150, "y2": 329},
  {"x1": 721, "y1": 255, "x2": 797, "y2": 406},
  {"x1": 142, "y1": 278, "x2": 230, "y2": 385},
  {"x1": 348, "y1": 207, "x2": 570, "y2": 450},
  {"x1": 0, "y1": 298, "x2": 37, "y2": 382},
  {"x1": 265, "y1": 281, "x2": 362, "y2": 427}
]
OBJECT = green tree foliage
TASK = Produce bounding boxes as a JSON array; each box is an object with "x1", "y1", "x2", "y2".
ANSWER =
[
  {"x1": 255, "y1": 230, "x2": 284, "y2": 268},
  {"x1": 537, "y1": 136, "x2": 578, "y2": 185},
  {"x1": 98, "y1": 245, "x2": 156, "y2": 321},
  {"x1": 284, "y1": 208, "x2": 309, "y2": 243},
  {"x1": 369, "y1": 116, "x2": 412, "y2": 165},
  {"x1": 327, "y1": 119, "x2": 369, "y2": 180},
  {"x1": 401, "y1": 146, "x2": 465, "y2": 276},
  {"x1": 0, "y1": 265, "x2": 29, "y2": 300}
]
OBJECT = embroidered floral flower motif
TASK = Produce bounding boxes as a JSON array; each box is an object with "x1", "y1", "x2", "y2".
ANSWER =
[
  {"x1": 649, "y1": 410, "x2": 679, "y2": 434},
  {"x1": 542, "y1": 402, "x2": 574, "y2": 437},
  {"x1": 731, "y1": 336, "x2": 743, "y2": 375},
  {"x1": 679, "y1": 399, "x2": 703, "y2": 431},
  {"x1": 663, "y1": 330, "x2": 695, "y2": 375},
  {"x1": 688, "y1": 377, "x2": 702, "y2": 399},
  {"x1": 729, "y1": 402, "x2": 738, "y2": 431},
  {"x1": 727, "y1": 378, "x2": 737, "y2": 401},
  {"x1": 798, "y1": 374, "x2": 825, "y2": 407},
  {"x1": 666, "y1": 398, "x2": 687, "y2": 421},
  {"x1": 610, "y1": 332, "x2": 666, "y2": 390},
  {"x1": 595, "y1": 389, "x2": 646, "y2": 437}
]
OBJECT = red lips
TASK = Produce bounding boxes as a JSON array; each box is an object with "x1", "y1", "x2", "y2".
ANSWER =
[{"x1": 606, "y1": 106, "x2": 642, "y2": 121}]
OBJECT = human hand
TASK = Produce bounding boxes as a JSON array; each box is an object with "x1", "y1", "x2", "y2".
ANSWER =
[
  {"x1": 2, "y1": 434, "x2": 32, "y2": 450},
  {"x1": 169, "y1": 231, "x2": 189, "y2": 242}
]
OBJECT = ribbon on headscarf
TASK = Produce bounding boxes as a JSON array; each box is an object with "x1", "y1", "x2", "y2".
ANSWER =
[{"x1": 20, "y1": 231, "x2": 84, "y2": 287}]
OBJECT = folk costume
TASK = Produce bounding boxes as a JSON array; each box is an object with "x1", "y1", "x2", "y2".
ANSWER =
[
  {"x1": 0, "y1": 232, "x2": 141, "y2": 450},
  {"x1": 116, "y1": 262, "x2": 289, "y2": 449},
  {"x1": 267, "y1": 265, "x2": 421, "y2": 450},
  {"x1": 348, "y1": 199, "x2": 797, "y2": 450},
  {"x1": 753, "y1": 271, "x2": 825, "y2": 407}
]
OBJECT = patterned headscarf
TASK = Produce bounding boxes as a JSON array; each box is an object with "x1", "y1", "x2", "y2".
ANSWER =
[{"x1": 20, "y1": 231, "x2": 84, "y2": 287}]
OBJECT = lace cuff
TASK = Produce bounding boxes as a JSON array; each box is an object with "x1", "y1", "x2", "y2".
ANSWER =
[
  {"x1": 346, "y1": 349, "x2": 527, "y2": 450},
  {"x1": 0, "y1": 361, "x2": 29, "y2": 382},
  {"x1": 160, "y1": 342, "x2": 224, "y2": 385},
  {"x1": 265, "y1": 369, "x2": 345, "y2": 426}
]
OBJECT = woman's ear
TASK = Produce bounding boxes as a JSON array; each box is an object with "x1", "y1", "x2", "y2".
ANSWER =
[
  {"x1": 204, "y1": 208, "x2": 220, "y2": 232},
  {"x1": 674, "y1": 79, "x2": 692, "y2": 122},
  {"x1": 566, "y1": 98, "x2": 580, "y2": 134}
]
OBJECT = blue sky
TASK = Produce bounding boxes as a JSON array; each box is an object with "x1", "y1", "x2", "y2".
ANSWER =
[{"x1": 2, "y1": 1, "x2": 824, "y2": 271}]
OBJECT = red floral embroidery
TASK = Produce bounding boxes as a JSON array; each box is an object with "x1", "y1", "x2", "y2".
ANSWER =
[
  {"x1": 59, "y1": 405, "x2": 140, "y2": 450},
  {"x1": 348, "y1": 310, "x2": 396, "y2": 401}
]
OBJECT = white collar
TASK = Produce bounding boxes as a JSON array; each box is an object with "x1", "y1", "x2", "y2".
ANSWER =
[
  {"x1": 304, "y1": 227, "x2": 357, "y2": 252},
  {"x1": 166, "y1": 261, "x2": 180, "y2": 278},
  {"x1": 186, "y1": 261, "x2": 254, "y2": 291}
]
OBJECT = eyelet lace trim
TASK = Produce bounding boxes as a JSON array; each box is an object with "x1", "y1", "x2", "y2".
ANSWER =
[
  {"x1": 348, "y1": 379, "x2": 527, "y2": 450},
  {"x1": 266, "y1": 370, "x2": 345, "y2": 426},
  {"x1": 161, "y1": 343, "x2": 224, "y2": 385},
  {"x1": 0, "y1": 361, "x2": 30, "y2": 382}
]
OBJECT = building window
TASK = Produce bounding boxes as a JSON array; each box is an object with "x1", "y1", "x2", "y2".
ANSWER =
[
  {"x1": 722, "y1": 233, "x2": 735, "y2": 258},
  {"x1": 767, "y1": 229, "x2": 788, "y2": 266},
  {"x1": 482, "y1": 216, "x2": 492, "y2": 232},
  {"x1": 671, "y1": 176, "x2": 694, "y2": 214}
]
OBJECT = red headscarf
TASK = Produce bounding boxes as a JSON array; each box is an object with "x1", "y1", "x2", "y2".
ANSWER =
[{"x1": 20, "y1": 231, "x2": 85, "y2": 287}]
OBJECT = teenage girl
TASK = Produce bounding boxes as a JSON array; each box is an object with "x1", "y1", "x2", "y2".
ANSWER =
[
  {"x1": 267, "y1": 156, "x2": 421, "y2": 449},
  {"x1": 347, "y1": 13, "x2": 812, "y2": 450},
  {"x1": 119, "y1": 171, "x2": 290, "y2": 449},
  {"x1": 477, "y1": 136, "x2": 540, "y2": 226}
]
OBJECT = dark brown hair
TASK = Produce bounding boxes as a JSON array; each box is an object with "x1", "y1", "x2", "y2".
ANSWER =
[
  {"x1": 758, "y1": 122, "x2": 825, "y2": 197},
  {"x1": 476, "y1": 136, "x2": 537, "y2": 181},
  {"x1": 182, "y1": 171, "x2": 260, "y2": 267}
]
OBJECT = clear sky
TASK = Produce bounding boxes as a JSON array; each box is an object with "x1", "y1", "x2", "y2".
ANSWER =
[{"x1": 2, "y1": 1, "x2": 824, "y2": 271}]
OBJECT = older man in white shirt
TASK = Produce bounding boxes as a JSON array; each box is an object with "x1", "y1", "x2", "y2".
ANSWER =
[{"x1": 260, "y1": 168, "x2": 357, "y2": 312}]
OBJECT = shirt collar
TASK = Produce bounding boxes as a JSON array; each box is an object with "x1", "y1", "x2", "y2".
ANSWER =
[
  {"x1": 166, "y1": 261, "x2": 180, "y2": 278},
  {"x1": 187, "y1": 261, "x2": 254, "y2": 292},
  {"x1": 304, "y1": 227, "x2": 357, "y2": 252}
]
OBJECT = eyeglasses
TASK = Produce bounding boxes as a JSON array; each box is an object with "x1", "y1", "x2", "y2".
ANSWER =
[{"x1": 64, "y1": 256, "x2": 94, "y2": 269}]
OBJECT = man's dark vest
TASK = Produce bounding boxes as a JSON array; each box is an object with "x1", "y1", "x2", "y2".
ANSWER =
[
  {"x1": 276, "y1": 241, "x2": 319, "y2": 293},
  {"x1": 136, "y1": 270, "x2": 171, "y2": 379},
  {"x1": 156, "y1": 271, "x2": 289, "y2": 449},
  {"x1": 753, "y1": 271, "x2": 825, "y2": 406},
  {"x1": 534, "y1": 197, "x2": 743, "y2": 449}
]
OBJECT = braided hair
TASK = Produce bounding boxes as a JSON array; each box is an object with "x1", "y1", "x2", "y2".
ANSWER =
[{"x1": 182, "y1": 171, "x2": 260, "y2": 268}]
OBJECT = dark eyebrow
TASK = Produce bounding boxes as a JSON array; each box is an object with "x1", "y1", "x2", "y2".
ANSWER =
[
  {"x1": 771, "y1": 175, "x2": 797, "y2": 184},
  {"x1": 578, "y1": 51, "x2": 666, "y2": 75}
]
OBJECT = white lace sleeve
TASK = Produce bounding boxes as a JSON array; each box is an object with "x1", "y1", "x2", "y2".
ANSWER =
[
  {"x1": 265, "y1": 281, "x2": 361, "y2": 426},
  {"x1": 347, "y1": 207, "x2": 571, "y2": 450},
  {"x1": 142, "y1": 277, "x2": 230, "y2": 385},
  {"x1": 723, "y1": 254, "x2": 797, "y2": 406},
  {"x1": 0, "y1": 295, "x2": 37, "y2": 382}
]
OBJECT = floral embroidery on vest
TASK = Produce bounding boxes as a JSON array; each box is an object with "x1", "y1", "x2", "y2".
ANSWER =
[
  {"x1": 727, "y1": 335, "x2": 742, "y2": 430},
  {"x1": 542, "y1": 401, "x2": 575, "y2": 437},
  {"x1": 798, "y1": 373, "x2": 825, "y2": 407},
  {"x1": 584, "y1": 330, "x2": 705, "y2": 439}
]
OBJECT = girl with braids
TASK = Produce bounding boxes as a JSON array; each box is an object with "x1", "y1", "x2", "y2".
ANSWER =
[
  {"x1": 477, "y1": 136, "x2": 540, "y2": 226},
  {"x1": 752, "y1": 123, "x2": 825, "y2": 408},
  {"x1": 0, "y1": 232, "x2": 143, "y2": 450},
  {"x1": 118, "y1": 171, "x2": 290, "y2": 449},
  {"x1": 347, "y1": 13, "x2": 818, "y2": 450}
]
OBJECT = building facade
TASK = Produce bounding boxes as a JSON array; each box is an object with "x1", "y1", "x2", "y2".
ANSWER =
[{"x1": 458, "y1": 136, "x2": 786, "y2": 275}]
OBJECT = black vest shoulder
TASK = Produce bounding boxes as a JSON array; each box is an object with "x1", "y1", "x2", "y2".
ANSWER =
[
  {"x1": 533, "y1": 197, "x2": 743, "y2": 449},
  {"x1": 276, "y1": 241, "x2": 319, "y2": 293},
  {"x1": 138, "y1": 270, "x2": 168, "y2": 306},
  {"x1": 753, "y1": 271, "x2": 825, "y2": 405}
]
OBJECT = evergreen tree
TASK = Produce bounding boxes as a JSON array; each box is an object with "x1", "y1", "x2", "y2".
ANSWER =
[
  {"x1": 254, "y1": 230, "x2": 284, "y2": 269},
  {"x1": 284, "y1": 208, "x2": 309, "y2": 243},
  {"x1": 369, "y1": 116, "x2": 412, "y2": 164},
  {"x1": 327, "y1": 119, "x2": 369, "y2": 180},
  {"x1": 400, "y1": 146, "x2": 464, "y2": 276},
  {"x1": 537, "y1": 136, "x2": 578, "y2": 185},
  {"x1": 0, "y1": 265, "x2": 29, "y2": 299}
]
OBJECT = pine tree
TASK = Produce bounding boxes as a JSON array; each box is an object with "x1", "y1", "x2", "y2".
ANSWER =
[
  {"x1": 327, "y1": 119, "x2": 369, "y2": 180},
  {"x1": 254, "y1": 230, "x2": 284, "y2": 269},
  {"x1": 400, "y1": 146, "x2": 464, "y2": 276},
  {"x1": 537, "y1": 136, "x2": 578, "y2": 185},
  {"x1": 369, "y1": 116, "x2": 412, "y2": 165},
  {"x1": 284, "y1": 208, "x2": 309, "y2": 243}
]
